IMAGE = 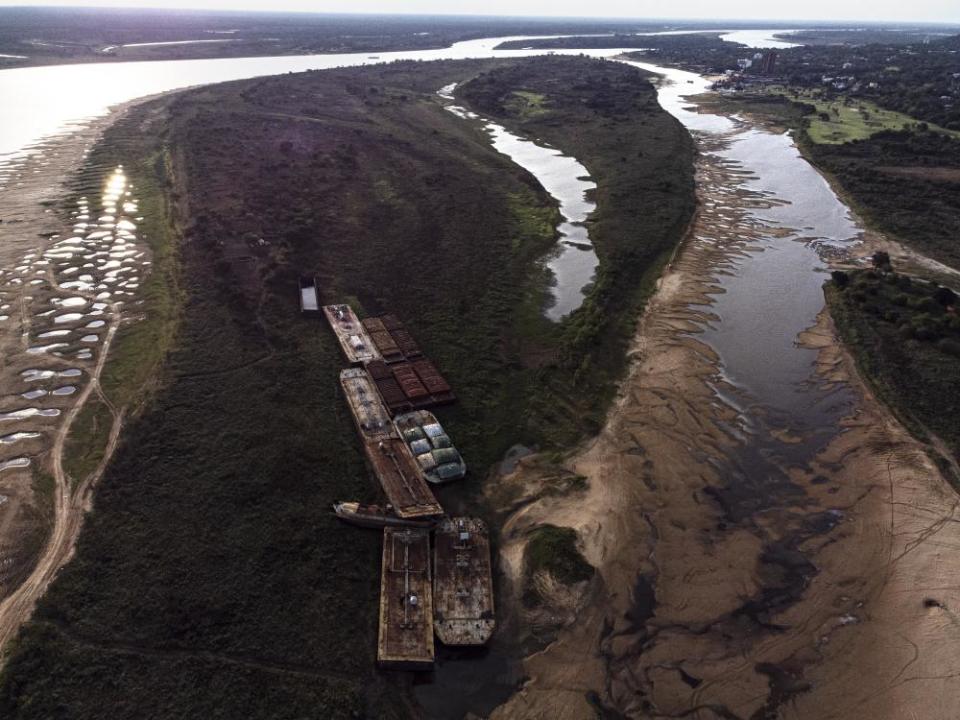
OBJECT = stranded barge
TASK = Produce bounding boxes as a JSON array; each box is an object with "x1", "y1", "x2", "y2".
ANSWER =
[
  {"x1": 299, "y1": 276, "x2": 320, "y2": 313},
  {"x1": 433, "y1": 517, "x2": 495, "y2": 646},
  {"x1": 333, "y1": 501, "x2": 435, "y2": 530},
  {"x1": 394, "y1": 410, "x2": 467, "y2": 484},
  {"x1": 323, "y1": 304, "x2": 380, "y2": 365},
  {"x1": 340, "y1": 368, "x2": 441, "y2": 520},
  {"x1": 378, "y1": 527, "x2": 435, "y2": 668}
]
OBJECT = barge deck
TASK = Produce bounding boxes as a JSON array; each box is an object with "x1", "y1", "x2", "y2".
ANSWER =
[
  {"x1": 339, "y1": 368, "x2": 395, "y2": 442},
  {"x1": 364, "y1": 438, "x2": 442, "y2": 519},
  {"x1": 339, "y1": 369, "x2": 441, "y2": 519},
  {"x1": 323, "y1": 304, "x2": 381, "y2": 365},
  {"x1": 378, "y1": 527, "x2": 434, "y2": 669},
  {"x1": 433, "y1": 517, "x2": 495, "y2": 646}
]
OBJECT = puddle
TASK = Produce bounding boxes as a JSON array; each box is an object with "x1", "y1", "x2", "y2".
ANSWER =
[
  {"x1": 0, "y1": 457, "x2": 31, "y2": 472},
  {"x1": 0, "y1": 408, "x2": 61, "y2": 421}
]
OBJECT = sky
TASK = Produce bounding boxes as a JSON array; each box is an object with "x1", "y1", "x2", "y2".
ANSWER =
[{"x1": 0, "y1": 0, "x2": 958, "y2": 24}]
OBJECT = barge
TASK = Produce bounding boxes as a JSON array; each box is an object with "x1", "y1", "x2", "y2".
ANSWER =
[
  {"x1": 339, "y1": 368, "x2": 395, "y2": 442},
  {"x1": 299, "y1": 276, "x2": 320, "y2": 313},
  {"x1": 394, "y1": 410, "x2": 467, "y2": 484},
  {"x1": 365, "y1": 438, "x2": 442, "y2": 519},
  {"x1": 363, "y1": 314, "x2": 422, "y2": 362},
  {"x1": 333, "y1": 501, "x2": 435, "y2": 530},
  {"x1": 339, "y1": 369, "x2": 442, "y2": 519},
  {"x1": 323, "y1": 304, "x2": 381, "y2": 365},
  {"x1": 378, "y1": 527, "x2": 435, "y2": 669},
  {"x1": 433, "y1": 517, "x2": 495, "y2": 646},
  {"x1": 367, "y1": 359, "x2": 455, "y2": 415}
]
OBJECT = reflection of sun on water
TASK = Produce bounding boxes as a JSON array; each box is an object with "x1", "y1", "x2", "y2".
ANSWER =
[{"x1": 0, "y1": 165, "x2": 148, "y2": 472}]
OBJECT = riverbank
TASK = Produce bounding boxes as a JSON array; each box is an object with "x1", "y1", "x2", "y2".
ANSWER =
[
  {"x1": 825, "y1": 270, "x2": 960, "y2": 474},
  {"x1": 486, "y1": 126, "x2": 960, "y2": 719},
  {"x1": 690, "y1": 91, "x2": 960, "y2": 276},
  {"x1": 0, "y1": 87, "x2": 179, "y2": 635}
]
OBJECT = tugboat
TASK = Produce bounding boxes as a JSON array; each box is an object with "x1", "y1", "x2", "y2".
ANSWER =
[{"x1": 332, "y1": 501, "x2": 436, "y2": 530}]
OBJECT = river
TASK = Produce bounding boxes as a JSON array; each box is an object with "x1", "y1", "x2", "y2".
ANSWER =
[{"x1": 0, "y1": 30, "x2": 874, "y2": 720}]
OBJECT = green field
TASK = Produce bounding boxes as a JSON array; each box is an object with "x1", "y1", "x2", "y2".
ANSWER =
[
  {"x1": 742, "y1": 87, "x2": 960, "y2": 144},
  {"x1": 0, "y1": 56, "x2": 694, "y2": 719}
]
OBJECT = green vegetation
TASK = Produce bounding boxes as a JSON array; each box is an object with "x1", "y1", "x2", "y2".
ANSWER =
[
  {"x1": 826, "y1": 266, "x2": 960, "y2": 462},
  {"x1": 459, "y1": 56, "x2": 696, "y2": 444},
  {"x1": 795, "y1": 95, "x2": 939, "y2": 144},
  {"x1": 504, "y1": 90, "x2": 549, "y2": 118},
  {"x1": 735, "y1": 86, "x2": 959, "y2": 143},
  {"x1": 62, "y1": 398, "x2": 112, "y2": 487},
  {"x1": 804, "y1": 130, "x2": 960, "y2": 270},
  {"x1": 522, "y1": 525, "x2": 594, "y2": 606},
  {"x1": 0, "y1": 56, "x2": 693, "y2": 719}
]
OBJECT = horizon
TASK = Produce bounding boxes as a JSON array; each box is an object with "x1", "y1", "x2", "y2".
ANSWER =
[{"x1": 1, "y1": 2, "x2": 959, "y2": 25}]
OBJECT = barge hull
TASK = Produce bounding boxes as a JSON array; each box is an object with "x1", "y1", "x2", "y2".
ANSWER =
[
  {"x1": 339, "y1": 368, "x2": 396, "y2": 442},
  {"x1": 323, "y1": 304, "x2": 381, "y2": 365},
  {"x1": 433, "y1": 517, "x2": 495, "y2": 646},
  {"x1": 378, "y1": 527, "x2": 434, "y2": 669},
  {"x1": 364, "y1": 438, "x2": 442, "y2": 519}
]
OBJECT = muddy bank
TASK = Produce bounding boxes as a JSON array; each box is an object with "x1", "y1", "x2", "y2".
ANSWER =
[{"x1": 488, "y1": 138, "x2": 960, "y2": 719}]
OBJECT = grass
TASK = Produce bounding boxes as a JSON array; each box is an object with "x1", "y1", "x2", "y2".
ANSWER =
[
  {"x1": 504, "y1": 90, "x2": 548, "y2": 118},
  {"x1": 97, "y1": 146, "x2": 182, "y2": 410},
  {"x1": 522, "y1": 525, "x2": 594, "y2": 607},
  {"x1": 459, "y1": 55, "x2": 696, "y2": 446},
  {"x1": 826, "y1": 269, "x2": 960, "y2": 463},
  {"x1": 62, "y1": 398, "x2": 111, "y2": 488},
  {"x1": 717, "y1": 85, "x2": 960, "y2": 144}
]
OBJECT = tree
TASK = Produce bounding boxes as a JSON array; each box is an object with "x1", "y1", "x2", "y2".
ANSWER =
[
  {"x1": 831, "y1": 270, "x2": 850, "y2": 288},
  {"x1": 871, "y1": 250, "x2": 892, "y2": 272}
]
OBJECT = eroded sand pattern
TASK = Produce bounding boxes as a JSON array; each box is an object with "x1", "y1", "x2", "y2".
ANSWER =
[
  {"x1": 489, "y1": 105, "x2": 960, "y2": 718},
  {"x1": 0, "y1": 161, "x2": 146, "y2": 637}
]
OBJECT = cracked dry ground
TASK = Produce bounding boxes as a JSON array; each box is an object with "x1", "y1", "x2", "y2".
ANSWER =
[{"x1": 490, "y1": 140, "x2": 960, "y2": 720}]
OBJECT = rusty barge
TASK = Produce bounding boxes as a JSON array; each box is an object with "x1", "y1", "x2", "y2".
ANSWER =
[
  {"x1": 333, "y1": 501, "x2": 435, "y2": 530},
  {"x1": 339, "y1": 368, "x2": 441, "y2": 520},
  {"x1": 378, "y1": 527, "x2": 435, "y2": 668},
  {"x1": 433, "y1": 517, "x2": 495, "y2": 646}
]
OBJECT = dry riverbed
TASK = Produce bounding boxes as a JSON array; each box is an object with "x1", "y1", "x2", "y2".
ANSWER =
[
  {"x1": 0, "y1": 105, "x2": 149, "y2": 650},
  {"x1": 487, "y1": 135, "x2": 960, "y2": 720}
]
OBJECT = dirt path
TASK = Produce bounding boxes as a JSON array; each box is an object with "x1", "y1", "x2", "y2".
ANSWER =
[{"x1": 0, "y1": 302, "x2": 124, "y2": 656}]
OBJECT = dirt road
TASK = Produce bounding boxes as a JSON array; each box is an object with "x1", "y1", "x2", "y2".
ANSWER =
[{"x1": 0, "y1": 296, "x2": 124, "y2": 655}]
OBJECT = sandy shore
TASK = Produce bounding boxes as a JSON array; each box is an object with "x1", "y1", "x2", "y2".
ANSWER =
[
  {"x1": 488, "y1": 138, "x2": 960, "y2": 719},
  {"x1": 0, "y1": 99, "x2": 146, "y2": 634}
]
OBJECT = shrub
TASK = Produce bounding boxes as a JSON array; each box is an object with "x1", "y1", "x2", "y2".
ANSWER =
[
  {"x1": 938, "y1": 338, "x2": 960, "y2": 358},
  {"x1": 871, "y1": 251, "x2": 892, "y2": 272},
  {"x1": 934, "y1": 286, "x2": 958, "y2": 308}
]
